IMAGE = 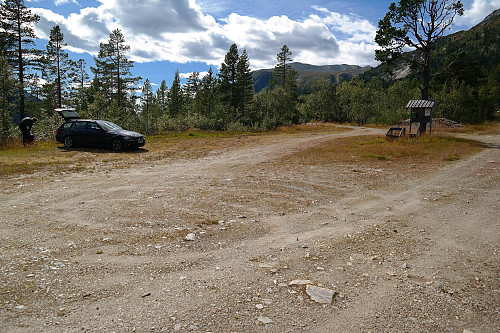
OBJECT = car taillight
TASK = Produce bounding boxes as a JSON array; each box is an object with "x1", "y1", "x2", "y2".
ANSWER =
[{"x1": 56, "y1": 128, "x2": 59, "y2": 134}]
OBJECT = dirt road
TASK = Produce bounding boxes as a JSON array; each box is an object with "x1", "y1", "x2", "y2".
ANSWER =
[{"x1": 1, "y1": 126, "x2": 498, "y2": 332}]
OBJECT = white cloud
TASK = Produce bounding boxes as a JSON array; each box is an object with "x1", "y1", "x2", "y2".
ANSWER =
[
  {"x1": 180, "y1": 71, "x2": 209, "y2": 80},
  {"x1": 31, "y1": 0, "x2": 387, "y2": 70},
  {"x1": 456, "y1": 0, "x2": 500, "y2": 25},
  {"x1": 310, "y1": 6, "x2": 376, "y2": 43},
  {"x1": 54, "y1": 0, "x2": 79, "y2": 5}
]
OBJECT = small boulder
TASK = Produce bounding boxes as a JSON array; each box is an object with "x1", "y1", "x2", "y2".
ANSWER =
[{"x1": 306, "y1": 285, "x2": 336, "y2": 304}]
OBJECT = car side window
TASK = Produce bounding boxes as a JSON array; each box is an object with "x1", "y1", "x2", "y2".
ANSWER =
[
  {"x1": 63, "y1": 122, "x2": 73, "y2": 129},
  {"x1": 88, "y1": 122, "x2": 100, "y2": 131},
  {"x1": 73, "y1": 122, "x2": 87, "y2": 130}
]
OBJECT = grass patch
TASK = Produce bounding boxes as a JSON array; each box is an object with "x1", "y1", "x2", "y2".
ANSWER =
[
  {"x1": 274, "y1": 122, "x2": 351, "y2": 135},
  {"x1": 0, "y1": 140, "x2": 143, "y2": 177},
  {"x1": 433, "y1": 120, "x2": 499, "y2": 134},
  {"x1": 362, "y1": 153, "x2": 389, "y2": 160},
  {"x1": 281, "y1": 134, "x2": 483, "y2": 169}
]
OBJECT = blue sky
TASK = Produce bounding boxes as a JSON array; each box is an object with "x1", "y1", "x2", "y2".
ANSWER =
[{"x1": 25, "y1": 0, "x2": 500, "y2": 89}]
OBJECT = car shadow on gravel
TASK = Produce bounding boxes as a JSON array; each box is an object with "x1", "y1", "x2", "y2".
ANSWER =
[{"x1": 56, "y1": 146, "x2": 149, "y2": 154}]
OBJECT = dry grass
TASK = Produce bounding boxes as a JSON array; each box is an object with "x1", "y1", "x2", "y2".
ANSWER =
[
  {"x1": 277, "y1": 134, "x2": 484, "y2": 190},
  {"x1": 283, "y1": 134, "x2": 483, "y2": 167},
  {"x1": 269, "y1": 133, "x2": 484, "y2": 193},
  {"x1": 0, "y1": 125, "x2": 484, "y2": 178},
  {"x1": 432, "y1": 120, "x2": 500, "y2": 134}
]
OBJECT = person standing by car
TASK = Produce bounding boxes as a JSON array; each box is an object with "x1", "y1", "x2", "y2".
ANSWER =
[{"x1": 19, "y1": 116, "x2": 37, "y2": 145}]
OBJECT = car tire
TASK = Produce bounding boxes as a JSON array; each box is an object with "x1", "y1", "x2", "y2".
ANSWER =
[
  {"x1": 63, "y1": 136, "x2": 74, "y2": 148},
  {"x1": 112, "y1": 138, "x2": 123, "y2": 151}
]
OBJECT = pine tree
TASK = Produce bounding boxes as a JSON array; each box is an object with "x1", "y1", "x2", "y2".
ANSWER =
[
  {"x1": 43, "y1": 25, "x2": 74, "y2": 108},
  {"x1": 92, "y1": 29, "x2": 140, "y2": 111},
  {"x1": 139, "y1": 78, "x2": 156, "y2": 132},
  {"x1": 186, "y1": 71, "x2": 200, "y2": 98},
  {"x1": 70, "y1": 59, "x2": 90, "y2": 111},
  {"x1": 0, "y1": 0, "x2": 40, "y2": 119},
  {"x1": 218, "y1": 44, "x2": 239, "y2": 109},
  {"x1": 168, "y1": 69, "x2": 183, "y2": 117},
  {"x1": 269, "y1": 45, "x2": 299, "y2": 124},
  {"x1": 199, "y1": 67, "x2": 216, "y2": 117},
  {"x1": 185, "y1": 71, "x2": 200, "y2": 116},
  {"x1": 155, "y1": 80, "x2": 168, "y2": 115},
  {"x1": 235, "y1": 49, "x2": 254, "y2": 121},
  {"x1": 0, "y1": 56, "x2": 15, "y2": 142},
  {"x1": 141, "y1": 79, "x2": 153, "y2": 115},
  {"x1": 270, "y1": 45, "x2": 297, "y2": 91},
  {"x1": 375, "y1": 0, "x2": 464, "y2": 100}
]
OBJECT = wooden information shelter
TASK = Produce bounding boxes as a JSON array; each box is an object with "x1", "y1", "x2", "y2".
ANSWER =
[{"x1": 406, "y1": 100, "x2": 436, "y2": 136}]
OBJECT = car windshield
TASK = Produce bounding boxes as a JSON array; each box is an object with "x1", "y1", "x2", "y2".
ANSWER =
[{"x1": 96, "y1": 120, "x2": 122, "y2": 131}]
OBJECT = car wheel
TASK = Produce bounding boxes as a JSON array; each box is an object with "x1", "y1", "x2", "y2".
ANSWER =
[
  {"x1": 63, "y1": 136, "x2": 74, "y2": 148},
  {"x1": 112, "y1": 138, "x2": 123, "y2": 151}
]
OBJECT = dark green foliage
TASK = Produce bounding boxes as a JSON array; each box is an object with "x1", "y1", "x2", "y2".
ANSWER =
[
  {"x1": 139, "y1": 78, "x2": 158, "y2": 134},
  {"x1": 218, "y1": 43, "x2": 239, "y2": 111},
  {"x1": 485, "y1": 64, "x2": 500, "y2": 111},
  {"x1": 0, "y1": 0, "x2": 40, "y2": 119},
  {"x1": 235, "y1": 49, "x2": 254, "y2": 124},
  {"x1": 0, "y1": 56, "x2": 15, "y2": 143},
  {"x1": 299, "y1": 77, "x2": 339, "y2": 122},
  {"x1": 156, "y1": 79, "x2": 169, "y2": 115},
  {"x1": 270, "y1": 45, "x2": 293, "y2": 90},
  {"x1": 168, "y1": 69, "x2": 183, "y2": 118},
  {"x1": 197, "y1": 67, "x2": 216, "y2": 118}
]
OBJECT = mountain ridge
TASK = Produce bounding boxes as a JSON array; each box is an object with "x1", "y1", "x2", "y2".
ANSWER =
[{"x1": 251, "y1": 62, "x2": 371, "y2": 93}]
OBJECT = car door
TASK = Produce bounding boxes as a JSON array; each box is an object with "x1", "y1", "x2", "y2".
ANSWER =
[
  {"x1": 87, "y1": 121, "x2": 109, "y2": 146},
  {"x1": 71, "y1": 121, "x2": 88, "y2": 144}
]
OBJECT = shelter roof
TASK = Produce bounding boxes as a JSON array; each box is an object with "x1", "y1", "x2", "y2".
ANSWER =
[{"x1": 406, "y1": 100, "x2": 436, "y2": 109}]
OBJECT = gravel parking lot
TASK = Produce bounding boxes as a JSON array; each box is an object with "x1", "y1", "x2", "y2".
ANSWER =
[{"x1": 1, "y1": 126, "x2": 498, "y2": 332}]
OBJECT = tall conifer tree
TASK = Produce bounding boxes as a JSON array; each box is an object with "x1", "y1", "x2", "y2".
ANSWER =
[
  {"x1": 218, "y1": 43, "x2": 239, "y2": 108},
  {"x1": 168, "y1": 69, "x2": 183, "y2": 117},
  {"x1": 43, "y1": 25, "x2": 73, "y2": 108},
  {"x1": 0, "y1": 56, "x2": 15, "y2": 141},
  {"x1": 92, "y1": 29, "x2": 139, "y2": 110},
  {"x1": 199, "y1": 67, "x2": 216, "y2": 117},
  {"x1": 270, "y1": 45, "x2": 297, "y2": 91},
  {"x1": 235, "y1": 49, "x2": 254, "y2": 121},
  {"x1": 0, "y1": 0, "x2": 40, "y2": 119},
  {"x1": 156, "y1": 80, "x2": 169, "y2": 115}
]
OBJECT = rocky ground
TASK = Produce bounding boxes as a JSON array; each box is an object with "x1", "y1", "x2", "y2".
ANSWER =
[{"x1": 0, "y1": 125, "x2": 498, "y2": 332}]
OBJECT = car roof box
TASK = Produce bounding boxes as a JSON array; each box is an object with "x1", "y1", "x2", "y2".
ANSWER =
[{"x1": 55, "y1": 108, "x2": 80, "y2": 121}]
